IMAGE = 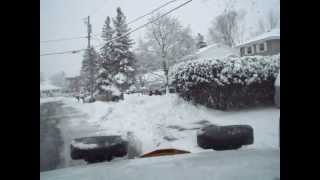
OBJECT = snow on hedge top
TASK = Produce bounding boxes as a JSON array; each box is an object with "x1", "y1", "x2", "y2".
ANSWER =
[
  {"x1": 172, "y1": 54, "x2": 280, "y2": 87},
  {"x1": 236, "y1": 28, "x2": 280, "y2": 47}
]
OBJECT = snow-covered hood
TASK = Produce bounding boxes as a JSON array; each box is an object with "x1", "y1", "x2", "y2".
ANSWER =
[{"x1": 41, "y1": 149, "x2": 279, "y2": 180}]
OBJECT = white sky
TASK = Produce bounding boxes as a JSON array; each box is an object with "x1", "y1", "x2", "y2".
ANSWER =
[{"x1": 40, "y1": 0, "x2": 279, "y2": 78}]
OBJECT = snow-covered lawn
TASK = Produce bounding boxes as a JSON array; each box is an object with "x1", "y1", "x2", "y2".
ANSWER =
[{"x1": 59, "y1": 93, "x2": 279, "y2": 154}]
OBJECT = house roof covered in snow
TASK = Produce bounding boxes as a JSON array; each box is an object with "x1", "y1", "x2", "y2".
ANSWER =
[
  {"x1": 40, "y1": 82, "x2": 61, "y2": 91},
  {"x1": 236, "y1": 28, "x2": 280, "y2": 48},
  {"x1": 181, "y1": 43, "x2": 239, "y2": 61}
]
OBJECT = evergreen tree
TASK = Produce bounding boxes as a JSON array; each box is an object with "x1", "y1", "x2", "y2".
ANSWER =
[
  {"x1": 96, "y1": 16, "x2": 116, "y2": 96},
  {"x1": 80, "y1": 47, "x2": 99, "y2": 97},
  {"x1": 100, "y1": 16, "x2": 114, "y2": 65},
  {"x1": 111, "y1": 7, "x2": 136, "y2": 92},
  {"x1": 196, "y1": 33, "x2": 207, "y2": 49}
]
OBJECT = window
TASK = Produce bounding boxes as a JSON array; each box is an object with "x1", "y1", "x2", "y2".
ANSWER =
[
  {"x1": 259, "y1": 43, "x2": 265, "y2": 51},
  {"x1": 246, "y1": 46, "x2": 252, "y2": 54},
  {"x1": 257, "y1": 42, "x2": 267, "y2": 53}
]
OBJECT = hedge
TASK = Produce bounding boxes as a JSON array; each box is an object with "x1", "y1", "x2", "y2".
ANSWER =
[{"x1": 171, "y1": 54, "x2": 280, "y2": 110}]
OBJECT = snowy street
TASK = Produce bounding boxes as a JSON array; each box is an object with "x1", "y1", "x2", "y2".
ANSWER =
[
  {"x1": 41, "y1": 93, "x2": 280, "y2": 171},
  {"x1": 40, "y1": 99, "x2": 101, "y2": 171},
  {"x1": 40, "y1": 0, "x2": 280, "y2": 178}
]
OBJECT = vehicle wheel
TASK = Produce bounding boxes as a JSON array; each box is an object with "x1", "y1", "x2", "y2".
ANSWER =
[{"x1": 106, "y1": 155, "x2": 113, "y2": 162}]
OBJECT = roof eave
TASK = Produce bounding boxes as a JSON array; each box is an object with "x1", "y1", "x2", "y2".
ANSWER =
[{"x1": 235, "y1": 36, "x2": 280, "y2": 48}]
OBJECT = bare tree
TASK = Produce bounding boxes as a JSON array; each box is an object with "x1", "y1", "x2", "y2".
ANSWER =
[
  {"x1": 144, "y1": 14, "x2": 196, "y2": 94},
  {"x1": 208, "y1": 9, "x2": 246, "y2": 47},
  {"x1": 257, "y1": 9, "x2": 280, "y2": 35}
]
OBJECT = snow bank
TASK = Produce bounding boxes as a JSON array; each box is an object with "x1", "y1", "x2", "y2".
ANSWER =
[{"x1": 62, "y1": 94, "x2": 280, "y2": 154}]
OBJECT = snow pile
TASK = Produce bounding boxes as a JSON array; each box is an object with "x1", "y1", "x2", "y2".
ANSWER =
[{"x1": 62, "y1": 94, "x2": 279, "y2": 154}]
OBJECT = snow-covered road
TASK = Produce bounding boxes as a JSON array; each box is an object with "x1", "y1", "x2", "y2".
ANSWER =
[
  {"x1": 41, "y1": 94, "x2": 280, "y2": 172},
  {"x1": 40, "y1": 99, "x2": 102, "y2": 171},
  {"x1": 60, "y1": 94, "x2": 280, "y2": 153}
]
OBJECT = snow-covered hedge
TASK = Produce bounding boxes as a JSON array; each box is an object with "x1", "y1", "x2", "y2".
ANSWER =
[{"x1": 171, "y1": 54, "x2": 280, "y2": 110}]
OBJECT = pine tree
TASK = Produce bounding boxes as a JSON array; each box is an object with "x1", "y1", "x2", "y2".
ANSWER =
[
  {"x1": 196, "y1": 33, "x2": 207, "y2": 49},
  {"x1": 101, "y1": 16, "x2": 114, "y2": 66},
  {"x1": 111, "y1": 7, "x2": 136, "y2": 92},
  {"x1": 80, "y1": 47, "x2": 99, "y2": 97},
  {"x1": 96, "y1": 16, "x2": 116, "y2": 96}
]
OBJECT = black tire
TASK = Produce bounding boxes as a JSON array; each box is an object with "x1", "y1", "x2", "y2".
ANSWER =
[{"x1": 106, "y1": 155, "x2": 113, "y2": 162}]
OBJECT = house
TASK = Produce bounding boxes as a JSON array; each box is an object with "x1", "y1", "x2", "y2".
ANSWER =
[
  {"x1": 65, "y1": 76, "x2": 81, "y2": 94},
  {"x1": 236, "y1": 28, "x2": 280, "y2": 56}
]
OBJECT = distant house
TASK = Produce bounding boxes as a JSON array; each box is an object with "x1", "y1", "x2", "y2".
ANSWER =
[
  {"x1": 236, "y1": 28, "x2": 280, "y2": 57},
  {"x1": 40, "y1": 82, "x2": 62, "y2": 97},
  {"x1": 65, "y1": 76, "x2": 81, "y2": 93}
]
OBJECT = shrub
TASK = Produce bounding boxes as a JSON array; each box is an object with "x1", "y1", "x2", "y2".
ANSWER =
[{"x1": 171, "y1": 54, "x2": 280, "y2": 110}]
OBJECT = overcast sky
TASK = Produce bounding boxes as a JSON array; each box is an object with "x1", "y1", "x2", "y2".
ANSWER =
[{"x1": 40, "y1": 0, "x2": 279, "y2": 78}]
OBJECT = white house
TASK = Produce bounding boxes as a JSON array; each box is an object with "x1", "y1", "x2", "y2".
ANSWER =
[{"x1": 236, "y1": 28, "x2": 280, "y2": 56}]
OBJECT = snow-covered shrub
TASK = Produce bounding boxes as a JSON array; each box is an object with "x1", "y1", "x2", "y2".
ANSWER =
[{"x1": 172, "y1": 54, "x2": 280, "y2": 110}]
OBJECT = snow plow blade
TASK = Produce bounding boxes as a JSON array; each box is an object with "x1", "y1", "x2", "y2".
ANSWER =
[{"x1": 140, "y1": 148, "x2": 190, "y2": 158}]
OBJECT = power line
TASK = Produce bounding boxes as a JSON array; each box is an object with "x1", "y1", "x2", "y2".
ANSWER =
[
  {"x1": 103, "y1": 0, "x2": 193, "y2": 45},
  {"x1": 40, "y1": 49, "x2": 86, "y2": 56},
  {"x1": 40, "y1": 36, "x2": 87, "y2": 43},
  {"x1": 91, "y1": 0, "x2": 181, "y2": 41},
  {"x1": 127, "y1": 0, "x2": 181, "y2": 25},
  {"x1": 40, "y1": 0, "x2": 192, "y2": 57}
]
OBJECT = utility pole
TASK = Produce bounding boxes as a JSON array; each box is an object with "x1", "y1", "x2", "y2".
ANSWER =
[
  {"x1": 85, "y1": 16, "x2": 94, "y2": 100},
  {"x1": 87, "y1": 16, "x2": 91, "y2": 48}
]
